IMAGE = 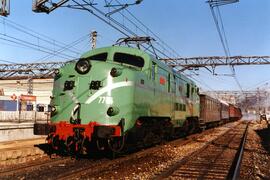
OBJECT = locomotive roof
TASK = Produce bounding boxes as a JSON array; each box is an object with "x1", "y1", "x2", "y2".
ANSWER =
[
  {"x1": 81, "y1": 46, "x2": 150, "y2": 59},
  {"x1": 81, "y1": 46, "x2": 196, "y2": 86}
]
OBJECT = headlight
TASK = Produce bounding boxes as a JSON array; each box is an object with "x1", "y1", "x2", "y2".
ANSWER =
[
  {"x1": 75, "y1": 59, "x2": 91, "y2": 74},
  {"x1": 49, "y1": 105, "x2": 58, "y2": 115},
  {"x1": 51, "y1": 106, "x2": 57, "y2": 113},
  {"x1": 54, "y1": 69, "x2": 60, "y2": 75},
  {"x1": 110, "y1": 67, "x2": 122, "y2": 77},
  {"x1": 54, "y1": 69, "x2": 62, "y2": 79},
  {"x1": 107, "y1": 107, "x2": 119, "y2": 116}
]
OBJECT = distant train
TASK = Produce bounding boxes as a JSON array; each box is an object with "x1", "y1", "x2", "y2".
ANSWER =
[
  {"x1": 34, "y1": 46, "x2": 242, "y2": 154},
  {"x1": 199, "y1": 94, "x2": 242, "y2": 129}
]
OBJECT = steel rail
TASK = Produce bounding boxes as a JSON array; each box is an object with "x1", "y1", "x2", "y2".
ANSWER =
[
  {"x1": 153, "y1": 122, "x2": 246, "y2": 179},
  {"x1": 55, "y1": 127, "x2": 222, "y2": 179},
  {"x1": 229, "y1": 122, "x2": 249, "y2": 180},
  {"x1": 0, "y1": 157, "x2": 71, "y2": 177}
]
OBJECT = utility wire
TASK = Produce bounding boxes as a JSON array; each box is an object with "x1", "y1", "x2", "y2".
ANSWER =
[
  {"x1": 2, "y1": 20, "x2": 81, "y2": 55},
  {"x1": 0, "y1": 17, "x2": 92, "y2": 62},
  {"x1": 37, "y1": 34, "x2": 89, "y2": 62},
  {"x1": 0, "y1": 39, "x2": 37, "y2": 51},
  {"x1": 0, "y1": 34, "x2": 76, "y2": 60},
  {"x1": 1, "y1": 17, "x2": 82, "y2": 54},
  {"x1": 0, "y1": 59, "x2": 16, "y2": 64}
]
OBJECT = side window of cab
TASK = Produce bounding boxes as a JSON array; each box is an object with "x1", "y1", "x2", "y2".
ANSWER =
[
  {"x1": 186, "y1": 83, "x2": 190, "y2": 98},
  {"x1": 152, "y1": 62, "x2": 156, "y2": 81}
]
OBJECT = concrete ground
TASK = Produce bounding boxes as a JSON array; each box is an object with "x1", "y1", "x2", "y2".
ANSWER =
[
  {"x1": 0, "y1": 137, "x2": 46, "y2": 166},
  {"x1": 0, "y1": 122, "x2": 45, "y2": 142}
]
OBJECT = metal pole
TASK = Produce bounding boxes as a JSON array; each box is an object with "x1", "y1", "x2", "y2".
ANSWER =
[
  {"x1": 16, "y1": 80, "x2": 20, "y2": 122},
  {"x1": 34, "y1": 110, "x2": 37, "y2": 123},
  {"x1": 18, "y1": 101, "x2": 21, "y2": 123},
  {"x1": 91, "y1": 30, "x2": 97, "y2": 49}
]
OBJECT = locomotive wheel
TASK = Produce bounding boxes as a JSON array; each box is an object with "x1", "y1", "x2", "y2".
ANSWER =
[
  {"x1": 182, "y1": 120, "x2": 190, "y2": 136},
  {"x1": 51, "y1": 135, "x2": 60, "y2": 150},
  {"x1": 142, "y1": 131, "x2": 160, "y2": 147},
  {"x1": 46, "y1": 134, "x2": 55, "y2": 155},
  {"x1": 185, "y1": 118, "x2": 199, "y2": 135},
  {"x1": 188, "y1": 120, "x2": 195, "y2": 134},
  {"x1": 96, "y1": 139, "x2": 107, "y2": 151},
  {"x1": 108, "y1": 135, "x2": 126, "y2": 153},
  {"x1": 65, "y1": 136, "x2": 75, "y2": 155},
  {"x1": 58, "y1": 140, "x2": 67, "y2": 154},
  {"x1": 66, "y1": 136, "x2": 85, "y2": 157},
  {"x1": 76, "y1": 137, "x2": 86, "y2": 155}
]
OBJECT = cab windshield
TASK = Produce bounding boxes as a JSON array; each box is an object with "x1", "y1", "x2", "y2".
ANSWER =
[
  {"x1": 86, "y1": 53, "x2": 108, "y2": 61},
  {"x1": 113, "y1": 52, "x2": 144, "y2": 68}
]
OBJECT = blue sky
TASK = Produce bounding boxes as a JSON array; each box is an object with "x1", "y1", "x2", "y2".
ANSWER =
[{"x1": 0, "y1": 0, "x2": 270, "y2": 91}]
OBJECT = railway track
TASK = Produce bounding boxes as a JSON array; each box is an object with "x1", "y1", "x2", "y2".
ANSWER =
[
  {"x1": 52, "y1": 134, "x2": 203, "y2": 179},
  {"x1": 0, "y1": 156, "x2": 71, "y2": 177},
  {"x1": 0, "y1": 126, "x2": 215, "y2": 179},
  {"x1": 229, "y1": 121, "x2": 249, "y2": 180},
  {"x1": 153, "y1": 122, "x2": 249, "y2": 180},
  {"x1": 56, "y1": 123, "x2": 239, "y2": 179},
  {"x1": 0, "y1": 122, "x2": 241, "y2": 179}
]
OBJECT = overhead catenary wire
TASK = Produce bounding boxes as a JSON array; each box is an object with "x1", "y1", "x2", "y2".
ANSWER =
[
  {"x1": 1, "y1": 0, "x2": 217, "y2": 94},
  {"x1": 113, "y1": 0, "x2": 181, "y2": 59},
  {"x1": 83, "y1": 0, "x2": 176, "y2": 60},
  {"x1": 208, "y1": 1, "x2": 243, "y2": 93},
  {"x1": 70, "y1": 0, "x2": 177, "y2": 61},
  {"x1": 119, "y1": 2, "x2": 181, "y2": 58}
]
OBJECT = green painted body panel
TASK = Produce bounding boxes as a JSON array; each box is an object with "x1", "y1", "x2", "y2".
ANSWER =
[{"x1": 50, "y1": 46, "x2": 200, "y2": 133}]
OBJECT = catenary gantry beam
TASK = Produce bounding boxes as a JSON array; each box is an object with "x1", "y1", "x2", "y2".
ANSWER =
[
  {"x1": 0, "y1": 61, "x2": 72, "y2": 79},
  {"x1": 203, "y1": 90, "x2": 269, "y2": 96},
  {"x1": 162, "y1": 56, "x2": 270, "y2": 71},
  {"x1": 1, "y1": 56, "x2": 270, "y2": 79}
]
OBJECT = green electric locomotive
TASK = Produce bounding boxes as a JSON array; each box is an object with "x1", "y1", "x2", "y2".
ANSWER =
[{"x1": 34, "y1": 46, "x2": 200, "y2": 153}]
